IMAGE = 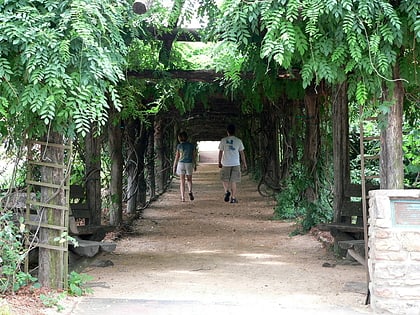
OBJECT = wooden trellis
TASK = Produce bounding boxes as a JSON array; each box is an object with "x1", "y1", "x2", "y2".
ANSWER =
[{"x1": 25, "y1": 139, "x2": 72, "y2": 289}]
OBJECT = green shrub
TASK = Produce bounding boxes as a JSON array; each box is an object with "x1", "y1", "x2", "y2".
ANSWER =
[
  {"x1": 67, "y1": 271, "x2": 93, "y2": 296},
  {"x1": 39, "y1": 291, "x2": 67, "y2": 311},
  {"x1": 0, "y1": 211, "x2": 36, "y2": 293},
  {"x1": 274, "y1": 162, "x2": 333, "y2": 233}
]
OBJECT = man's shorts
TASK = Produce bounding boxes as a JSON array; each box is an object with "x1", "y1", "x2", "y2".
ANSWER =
[
  {"x1": 220, "y1": 165, "x2": 241, "y2": 182},
  {"x1": 176, "y1": 162, "x2": 193, "y2": 176}
]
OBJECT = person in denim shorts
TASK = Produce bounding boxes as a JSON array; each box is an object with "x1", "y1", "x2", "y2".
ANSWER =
[
  {"x1": 173, "y1": 131, "x2": 196, "y2": 202},
  {"x1": 218, "y1": 124, "x2": 247, "y2": 203}
]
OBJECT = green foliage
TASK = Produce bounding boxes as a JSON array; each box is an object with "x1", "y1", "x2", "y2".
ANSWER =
[
  {"x1": 209, "y1": 0, "x2": 419, "y2": 110},
  {"x1": 53, "y1": 232, "x2": 79, "y2": 247},
  {"x1": 274, "y1": 164, "x2": 309, "y2": 221},
  {"x1": 67, "y1": 271, "x2": 93, "y2": 296},
  {"x1": 39, "y1": 291, "x2": 67, "y2": 311},
  {"x1": 274, "y1": 163, "x2": 333, "y2": 232},
  {"x1": 126, "y1": 40, "x2": 163, "y2": 71},
  {"x1": 0, "y1": 211, "x2": 36, "y2": 293},
  {"x1": 37, "y1": 271, "x2": 93, "y2": 310},
  {"x1": 69, "y1": 152, "x2": 86, "y2": 185},
  {"x1": 172, "y1": 42, "x2": 215, "y2": 70},
  {"x1": 211, "y1": 42, "x2": 245, "y2": 90},
  {"x1": 0, "y1": 0, "x2": 132, "y2": 141},
  {"x1": 403, "y1": 127, "x2": 420, "y2": 188}
]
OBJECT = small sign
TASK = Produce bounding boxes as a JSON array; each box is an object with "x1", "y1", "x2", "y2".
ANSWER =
[{"x1": 391, "y1": 200, "x2": 420, "y2": 227}]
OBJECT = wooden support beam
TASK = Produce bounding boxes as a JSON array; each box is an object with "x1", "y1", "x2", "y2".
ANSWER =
[
  {"x1": 127, "y1": 69, "x2": 298, "y2": 83},
  {"x1": 127, "y1": 69, "x2": 223, "y2": 82}
]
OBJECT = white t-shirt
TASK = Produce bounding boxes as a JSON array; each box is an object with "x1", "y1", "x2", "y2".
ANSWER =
[{"x1": 218, "y1": 136, "x2": 244, "y2": 167}]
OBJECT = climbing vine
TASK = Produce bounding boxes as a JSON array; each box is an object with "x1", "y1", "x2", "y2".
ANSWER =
[{"x1": 0, "y1": 0, "x2": 131, "y2": 141}]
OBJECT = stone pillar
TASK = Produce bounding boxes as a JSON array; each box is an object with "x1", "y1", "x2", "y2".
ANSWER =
[{"x1": 368, "y1": 189, "x2": 420, "y2": 314}]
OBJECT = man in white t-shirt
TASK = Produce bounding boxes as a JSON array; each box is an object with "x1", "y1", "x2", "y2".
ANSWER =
[{"x1": 218, "y1": 124, "x2": 247, "y2": 203}]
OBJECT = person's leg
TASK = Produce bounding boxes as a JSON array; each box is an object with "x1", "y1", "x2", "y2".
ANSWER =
[
  {"x1": 180, "y1": 174, "x2": 186, "y2": 201},
  {"x1": 184, "y1": 164, "x2": 194, "y2": 200},
  {"x1": 224, "y1": 184, "x2": 231, "y2": 201},
  {"x1": 186, "y1": 175, "x2": 194, "y2": 200},
  {"x1": 222, "y1": 181, "x2": 230, "y2": 192},
  {"x1": 220, "y1": 167, "x2": 231, "y2": 201},
  {"x1": 229, "y1": 166, "x2": 241, "y2": 203},
  {"x1": 186, "y1": 175, "x2": 192, "y2": 192},
  {"x1": 230, "y1": 182, "x2": 237, "y2": 199}
]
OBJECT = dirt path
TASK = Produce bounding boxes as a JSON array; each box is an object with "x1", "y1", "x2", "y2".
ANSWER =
[{"x1": 70, "y1": 164, "x2": 372, "y2": 314}]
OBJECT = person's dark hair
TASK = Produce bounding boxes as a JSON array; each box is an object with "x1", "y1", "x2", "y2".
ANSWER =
[
  {"x1": 178, "y1": 131, "x2": 188, "y2": 142},
  {"x1": 227, "y1": 124, "x2": 235, "y2": 135}
]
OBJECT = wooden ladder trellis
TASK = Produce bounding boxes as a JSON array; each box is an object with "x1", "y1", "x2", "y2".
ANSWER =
[
  {"x1": 25, "y1": 139, "x2": 72, "y2": 289},
  {"x1": 359, "y1": 106, "x2": 381, "y2": 304}
]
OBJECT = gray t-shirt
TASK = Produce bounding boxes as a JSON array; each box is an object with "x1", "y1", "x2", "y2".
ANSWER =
[{"x1": 177, "y1": 142, "x2": 195, "y2": 163}]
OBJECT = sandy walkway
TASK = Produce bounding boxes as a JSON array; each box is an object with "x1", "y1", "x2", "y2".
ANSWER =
[{"x1": 69, "y1": 164, "x2": 372, "y2": 314}]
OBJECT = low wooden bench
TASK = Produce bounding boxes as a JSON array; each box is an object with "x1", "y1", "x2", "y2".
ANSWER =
[
  {"x1": 317, "y1": 222, "x2": 364, "y2": 234},
  {"x1": 338, "y1": 240, "x2": 366, "y2": 265},
  {"x1": 69, "y1": 185, "x2": 115, "y2": 241}
]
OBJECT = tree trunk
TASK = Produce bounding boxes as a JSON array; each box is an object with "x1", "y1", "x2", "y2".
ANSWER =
[
  {"x1": 260, "y1": 105, "x2": 281, "y2": 185},
  {"x1": 126, "y1": 120, "x2": 148, "y2": 213},
  {"x1": 154, "y1": 117, "x2": 164, "y2": 194},
  {"x1": 38, "y1": 131, "x2": 66, "y2": 289},
  {"x1": 380, "y1": 65, "x2": 404, "y2": 189},
  {"x1": 332, "y1": 83, "x2": 350, "y2": 222},
  {"x1": 85, "y1": 127, "x2": 102, "y2": 226},
  {"x1": 108, "y1": 108, "x2": 123, "y2": 225},
  {"x1": 303, "y1": 86, "x2": 321, "y2": 202},
  {"x1": 126, "y1": 119, "x2": 138, "y2": 214},
  {"x1": 137, "y1": 145, "x2": 147, "y2": 207},
  {"x1": 279, "y1": 97, "x2": 298, "y2": 180},
  {"x1": 147, "y1": 125, "x2": 156, "y2": 199}
]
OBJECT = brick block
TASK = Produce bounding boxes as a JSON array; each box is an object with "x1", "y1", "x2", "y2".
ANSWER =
[
  {"x1": 374, "y1": 251, "x2": 409, "y2": 261},
  {"x1": 375, "y1": 238, "x2": 402, "y2": 251},
  {"x1": 400, "y1": 232, "x2": 420, "y2": 251}
]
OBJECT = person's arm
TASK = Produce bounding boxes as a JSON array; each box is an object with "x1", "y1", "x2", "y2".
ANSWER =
[
  {"x1": 218, "y1": 150, "x2": 223, "y2": 168},
  {"x1": 173, "y1": 150, "x2": 180, "y2": 173},
  {"x1": 240, "y1": 150, "x2": 247, "y2": 170}
]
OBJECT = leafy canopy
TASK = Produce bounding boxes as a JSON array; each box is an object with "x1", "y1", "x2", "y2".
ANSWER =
[
  {"x1": 208, "y1": 0, "x2": 419, "y2": 105},
  {"x1": 0, "y1": 0, "x2": 131, "y2": 141}
]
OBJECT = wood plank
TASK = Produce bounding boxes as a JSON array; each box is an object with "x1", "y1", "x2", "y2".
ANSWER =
[
  {"x1": 317, "y1": 223, "x2": 364, "y2": 233},
  {"x1": 29, "y1": 200, "x2": 69, "y2": 211},
  {"x1": 26, "y1": 180, "x2": 69, "y2": 190},
  {"x1": 26, "y1": 220, "x2": 68, "y2": 231},
  {"x1": 338, "y1": 240, "x2": 365, "y2": 249},
  {"x1": 348, "y1": 249, "x2": 366, "y2": 266},
  {"x1": 30, "y1": 140, "x2": 72, "y2": 149},
  {"x1": 28, "y1": 160, "x2": 68, "y2": 169}
]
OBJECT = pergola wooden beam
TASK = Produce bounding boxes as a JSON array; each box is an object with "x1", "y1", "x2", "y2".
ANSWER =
[
  {"x1": 127, "y1": 70, "x2": 223, "y2": 82},
  {"x1": 127, "y1": 69, "x2": 299, "y2": 82}
]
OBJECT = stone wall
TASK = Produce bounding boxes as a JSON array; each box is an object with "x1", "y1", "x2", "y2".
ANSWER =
[{"x1": 369, "y1": 189, "x2": 420, "y2": 315}]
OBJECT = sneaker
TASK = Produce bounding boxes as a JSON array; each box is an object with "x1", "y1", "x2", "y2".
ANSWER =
[
  {"x1": 230, "y1": 198, "x2": 238, "y2": 203},
  {"x1": 189, "y1": 192, "x2": 194, "y2": 201},
  {"x1": 224, "y1": 191, "x2": 231, "y2": 202}
]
